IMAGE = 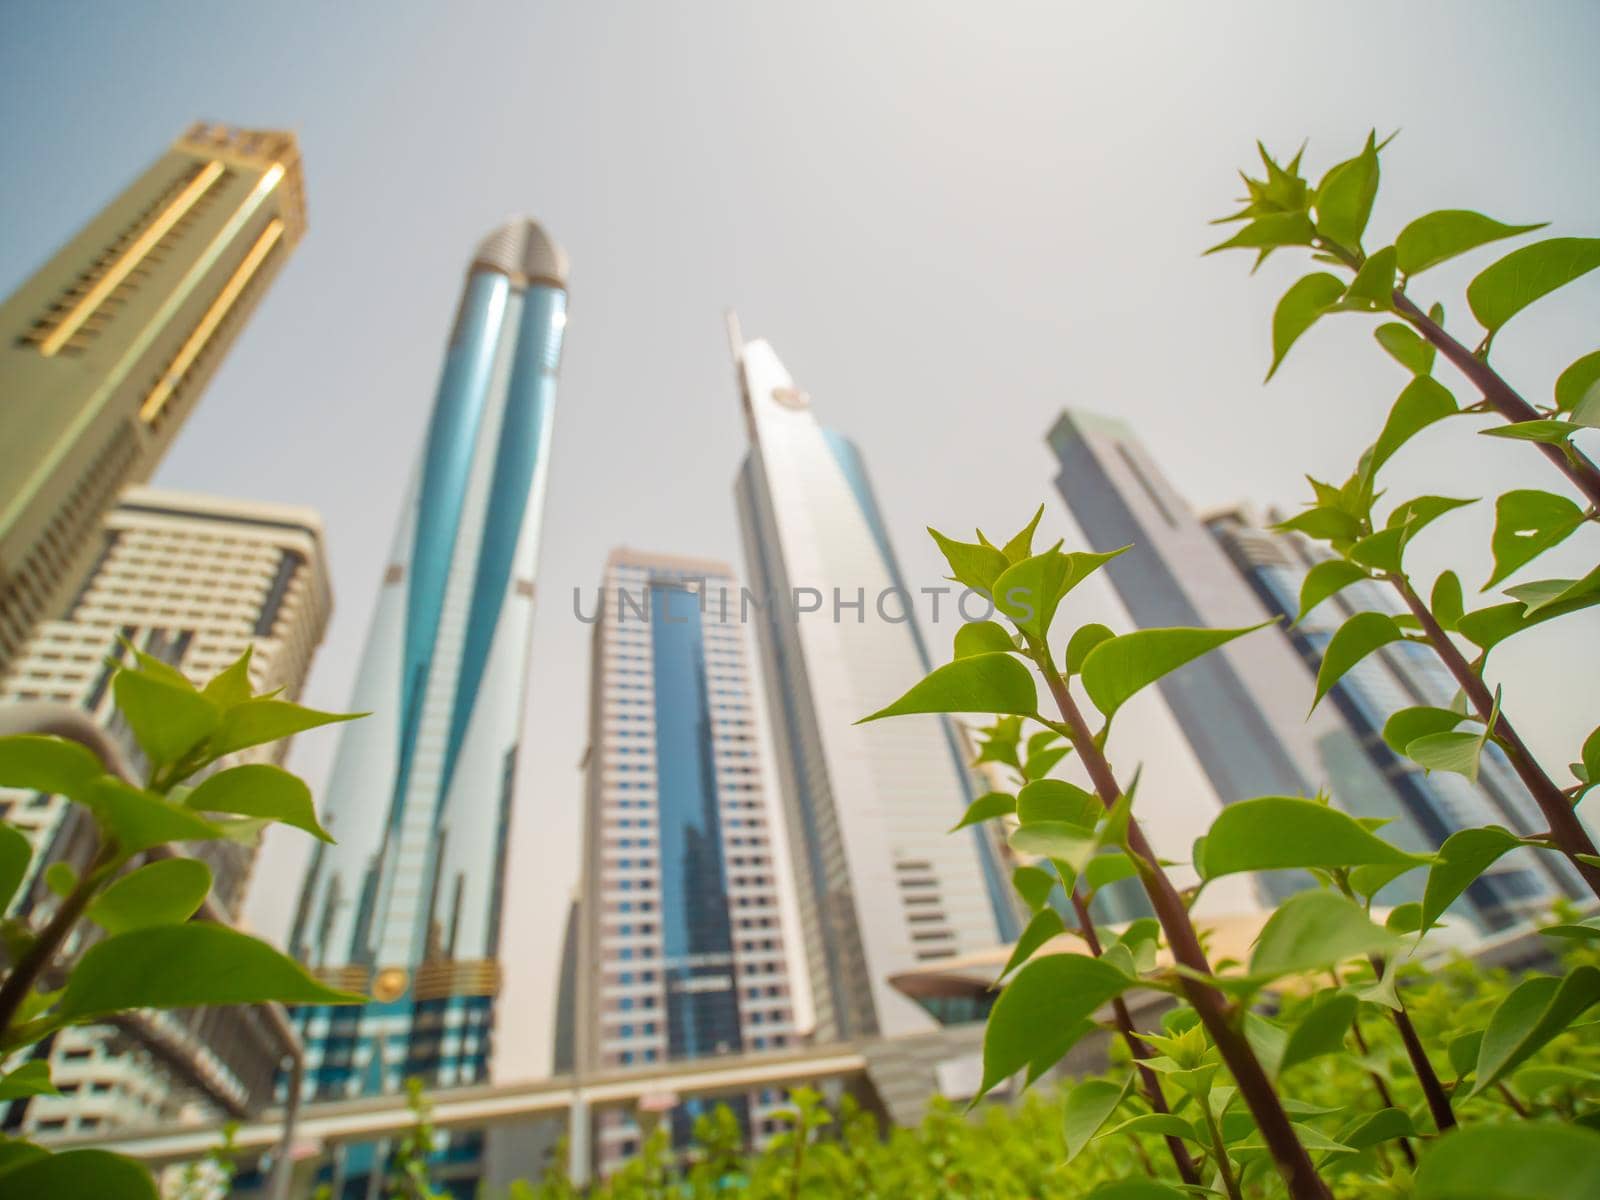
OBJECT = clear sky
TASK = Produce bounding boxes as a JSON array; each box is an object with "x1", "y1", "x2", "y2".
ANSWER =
[{"x1": 3, "y1": 2, "x2": 1597, "y2": 1081}]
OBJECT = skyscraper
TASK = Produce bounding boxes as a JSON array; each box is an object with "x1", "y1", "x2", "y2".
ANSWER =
[
  {"x1": 287, "y1": 219, "x2": 567, "y2": 1141},
  {"x1": 1205, "y1": 506, "x2": 1581, "y2": 928},
  {"x1": 732, "y1": 326, "x2": 1018, "y2": 1043},
  {"x1": 575, "y1": 549, "x2": 799, "y2": 1176},
  {"x1": 0, "y1": 123, "x2": 306, "y2": 673},
  {"x1": 0, "y1": 485, "x2": 332, "y2": 1136}
]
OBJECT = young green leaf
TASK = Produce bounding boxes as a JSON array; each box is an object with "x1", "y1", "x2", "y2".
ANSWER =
[
  {"x1": 1016, "y1": 779, "x2": 1101, "y2": 829},
  {"x1": 1022, "y1": 745, "x2": 1069, "y2": 781},
  {"x1": 1406, "y1": 730, "x2": 1489, "y2": 783},
  {"x1": 1296, "y1": 560, "x2": 1369, "y2": 622},
  {"x1": 1200, "y1": 797, "x2": 1425, "y2": 879},
  {"x1": 0, "y1": 1148, "x2": 157, "y2": 1200},
  {"x1": 1009, "y1": 822, "x2": 1098, "y2": 872},
  {"x1": 1415, "y1": 1123, "x2": 1600, "y2": 1199},
  {"x1": 1421, "y1": 826, "x2": 1536, "y2": 931},
  {"x1": 1480, "y1": 418, "x2": 1579, "y2": 445},
  {"x1": 1276, "y1": 504, "x2": 1363, "y2": 545},
  {"x1": 1001, "y1": 908, "x2": 1065, "y2": 979},
  {"x1": 1394, "y1": 210, "x2": 1547, "y2": 276},
  {"x1": 1, "y1": 824, "x2": 32, "y2": 912},
  {"x1": 859, "y1": 653, "x2": 1037, "y2": 722},
  {"x1": 1205, "y1": 211, "x2": 1317, "y2": 257},
  {"x1": 0, "y1": 734, "x2": 108, "y2": 800},
  {"x1": 1470, "y1": 965, "x2": 1600, "y2": 1097},
  {"x1": 1313, "y1": 612, "x2": 1406, "y2": 710},
  {"x1": 978, "y1": 953, "x2": 1132, "y2": 1098},
  {"x1": 1381, "y1": 706, "x2": 1468, "y2": 756},
  {"x1": 1001, "y1": 505, "x2": 1046, "y2": 564},
  {"x1": 1338, "y1": 1107, "x2": 1416, "y2": 1152},
  {"x1": 1485, "y1": 489, "x2": 1585, "y2": 589},
  {"x1": 1064, "y1": 623, "x2": 1115, "y2": 675},
  {"x1": 1267, "y1": 273, "x2": 1346, "y2": 381},
  {"x1": 1554, "y1": 349, "x2": 1600, "y2": 414},
  {"x1": 55, "y1": 923, "x2": 363, "y2": 1019},
  {"x1": 994, "y1": 547, "x2": 1125, "y2": 641},
  {"x1": 111, "y1": 670, "x2": 221, "y2": 769},
  {"x1": 1504, "y1": 565, "x2": 1600, "y2": 616},
  {"x1": 1277, "y1": 993, "x2": 1358, "y2": 1077},
  {"x1": 1248, "y1": 890, "x2": 1400, "y2": 981},
  {"x1": 949, "y1": 791, "x2": 1015, "y2": 832},
  {"x1": 1081, "y1": 623, "x2": 1271, "y2": 722},
  {"x1": 1369, "y1": 376, "x2": 1458, "y2": 478},
  {"x1": 1344, "y1": 245, "x2": 1397, "y2": 310},
  {"x1": 1313, "y1": 133, "x2": 1380, "y2": 251},
  {"x1": 1063, "y1": 1073, "x2": 1134, "y2": 1161},
  {"x1": 83, "y1": 777, "x2": 222, "y2": 855},
  {"x1": 1431, "y1": 570, "x2": 1465, "y2": 630},
  {"x1": 929, "y1": 528, "x2": 1009, "y2": 595},
  {"x1": 207, "y1": 699, "x2": 364, "y2": 760},
  {"x1": 1467, "y1": 237, "x2": 1600, "y2": 332},
  {"x1": 184, "y1": 763, "x2": 333, "y2": 843},
  {"x1": 86, "y1": 857, "x2": 210, "y2": 935},
  {"x1": 1084, "y1": 851, "x2": 1139, "y2": 892},
  {"x1": 0, "y1": 1060, "x2": 59, "y2": 1101},
  {"x1": 1374, "y1": 322, "x2": 1435, "y2": 376},
  {"x1": 954, "y1": 620, "x2": 1016, "y2": 658},
  {"x1": 200, "y1": 647, "x2": 256, "y2": 709},
  {"x1": 1011, "y1": 864, "x2": 1056, "y2": 913}
]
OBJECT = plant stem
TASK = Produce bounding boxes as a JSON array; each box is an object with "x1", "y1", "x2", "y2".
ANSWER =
[
  {"x1": 1201, "y1": 1101, "x2": 1244, "y2": 1200},
  {"x1": 1026, "y1": 638, "x2": 1332, "y2": 1200},
  {"x1": 1390, "y1": 573, "x2": 1600, "y2": 899},
  {"x1": 1370, "y1": 955, "x2": 1456, "y2": 1132},
  {"x1": 0, "y1": 843, "x2": 114, "y2": 1038},
  {"x1": 1333, "y1": 970, "x2": 1417, "y2": 1168},
  {"x1": 1069, "y1": 889, "x2": 1203, "y2": 1187},
  {"x1": 1390, "y1": 292, "x2": 1600, "y2": 508}
]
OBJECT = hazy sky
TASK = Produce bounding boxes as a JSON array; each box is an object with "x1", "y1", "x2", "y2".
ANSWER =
[{"x1": 3, "y1": 2, "x2": 1597, "y2": 1081}]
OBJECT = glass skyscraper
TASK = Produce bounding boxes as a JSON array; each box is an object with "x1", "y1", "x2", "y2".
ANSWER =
[
  {"x1": 732, "y1": 327, "x2": 1018, "y2": 1043},
  {"x1": 286, "y1": 219, "x2": 567, "y2": 1194},
  {"x1": 575, "y1": 549, "x2": 798, "y2": 1177}
]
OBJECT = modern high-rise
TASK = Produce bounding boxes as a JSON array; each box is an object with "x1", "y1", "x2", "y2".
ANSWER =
[
  {"x1": 0, "y1": 123, "x2": 307, "y2": 674},
  {"x1": 575, "y1": 549, "x2": 799, "y2": 1176},
  {"x1": 1205, "y1": 506, "x2": 1581, "y2": 928},
  {"x1": 732, "y1": 325, "x2": 1019, "y2": 1043},
  {"x1": 0, "y1": 485, "x2": 332, "y2": 1137},
  {"x1": 287, "y1": 221, "x2": 568, "y2": 1164}
]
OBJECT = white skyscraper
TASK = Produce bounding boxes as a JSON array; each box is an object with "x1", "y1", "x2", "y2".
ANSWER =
[{"x1": 731, "y1": 327, "x2": 1018, "y2": 1041}]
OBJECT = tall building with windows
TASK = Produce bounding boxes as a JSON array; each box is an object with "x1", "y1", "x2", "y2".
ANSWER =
[
  {"x1": 731, "y1": 326, "x2": 1018, "y2": 1043},
  {"x1": 0, "y1": 485, "x2": 332, "y2": 1138},
  {"x1": 1205, "y1": 506, "x2": 1581, "y2": 928},
  {"x1": 575, "y1": 549, "x2": 799, "y2": 1176},
  {"x1": 286, "y1": 220, "x2": 567, "y2": 1183},
  {"x1": 0, "y1": 123, "x2": 306, "y2": 674}
]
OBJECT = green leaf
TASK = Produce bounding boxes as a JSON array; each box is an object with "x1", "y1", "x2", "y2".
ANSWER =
[
  {"x1": 1485, "y1": 489, "x2": 1585, "y2": 589},
  {"x1": 0, "y1": 823, "x2": 32, "y2": 912},
  {"x1": 1385, "y1": 902, "x2": 1424, "y2": 933},
  {"x1": 950, "y1": 791, "x2": 1015, "y2": 832},
  {"x1": 1084, "y1": 851, "x2": 1139, "y2": 892},
  {"x1": 111, "y1": 670, "x2": 221, "y2": 768},
  {"x1": 1098, "y1": 1112, "x2": 1199, "y2": 1144},
  {"x1": 1432, "y1": 570, "x2": 1465, "y2": 630},
  {"x1": 1063, "y1": 1074, "x2": 1134, "y2": 1161},
  {"x1": 1585, "y1": 726, "x2": 1600, "y2": 788},
  {"x1": 43, "y1": 861, "x2": 75, "y2": 898},
  {"x1": 200, "y1": 647, "x2": 256, "y2": 709},
  {"x1": 858, "y1": 653, "x2": 1037, "y2": 722},
  {"x1": 1382, "y1": 706, "x2": 1468, "y2": 755},
  {"x1": 1083, "y1": 1182, "x2": 1190, "y2": 1200},
  {"x1": 1011, "y1": 865, "x2": 1056, "y2": 913},
  {"x1": 1201, "y1": 797, "x2": 1425, "y2": 879},
  {"x1": 1505, "y1": 566, "x2": 1600, "y2": 616},
  {"x1": 1471, "y1": 966, "x2": 1600, "y2": 1096},
  {"x1": 1081, "y1": 624, "x2": 1270, "y2": 723},
  {"x1": 1415, "y1": 1123, "x2": 1600, "y2": 1199},
  {"x1": 0, "y1": 734, "x2": 106, "y2": 798},
  {"x1": 183, "y1": 763, "x2": 333, "y2": 842},
  {"x1": 1016, "y1": 779, "x2": 1100, "y2": 829},
  {"x1": 83, "y1": 777, "x2": 222, "y2": 855},
  {"x1": 978, "y1": 954, "x2": 1132, "y2": 1097},
  {"x1": 1555, "y1": 349, "x2": 1600, "y2": 414},
  {"x1": 929, "y1": 528, "x2": 1010, "y2": 594},
  {"x1": 1448, "y1": 1030, "x2": 1484, "y2": 1079},
  {"x1": 86, "y1": 857, "x2": 211, "y2": 934},
  {"x1": 0, "y1": 1148, "x2": 157, "y2": 1200},
  {"x1": 1539, "y1": 916, "x2": 1600, "y2": 941},
  {"x1": 1313, "y1": 612, "x2": 1406, "y2": 710},
  {"x1": 1407, "y1": 730, "x2": 1489, "y2": 783},
  {"x1": 1422, "y1": 826, "x2": 1534, "y2": 931},
  {"x1": 0, "y1": 1060, "x2": 59, "y2": 1101},
  {"x1": 1344, "y1": 245, "x2": 1397, "y2": 310},
  {"x1": 1206, "y1": 210, "x2": 1317, "y2": 256},
  {"x1": 1022, "y1": 745, "x2": 1069, "y2": 781},
  {"x1": 1339, "y1": 1107, "x2": 1416, "y2": 1152},
  {"x1": 1349, "y1": 861, "x2": 1419, "y2": 899},
  {"x1": 1009, "y1": 822, "x2": 1098, "y2": 872},
  {"x1": 1064, "y1": 623, "x2": 1115, "y2": 675},
  {"x1": 1395, "y1": 210, "x2": 1547, "y2": 276},
  {"x1": 1276, "y1": 504, "x2": 1363, "y2": 545},
  {"x1": 1278, "y1": 993, "x2": 1358, "y2": 1076},
  {"x1": 1248, "y1": 890, "x2": 1400, "y2": 981},
  {"x1": 994, "y1": 547, "x2": 1126, "y2": 641},
  {"x1": 1467, "y1": 237, "x2": 1600, "y2": 332},
  {"x1": 1374, "y1": 322, "x2": 1435, "y2": 376},
  {"x1": 1267, "y1": 273, "x2": 1347, "y2": 381},
  {"x1": 1313, "y1": 133, "x2": 1380, "y2": 250},
  {"x1": 1296, "y1": 560, "x2": 1369, "y2": 622},
  {"x1": 1001, "y1": 505, "x2": 1046, "y2": 564},
  {"x1": 954, "y1": 620, "x2": 1016, "y2": 658},
  {"x1": 56, "y1": 924, "x2": 362, "y2": 1020},
  {"x1": 1481, "y1": 418, "x2": 1580, "y2": 445},
  {"x1": 1001, "y1": 908, "x2": 1065, "y2": 979},
  {"x1": 207, "y1": 699, "x2": 364, "y2": 760},
  {"x1": 1370, "y1": 376, "x2": 1458, "y2": 478}
]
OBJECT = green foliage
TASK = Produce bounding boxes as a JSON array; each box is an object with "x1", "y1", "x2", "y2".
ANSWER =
[
  {"x1": 1268, "y1": 273, "x2": 1345, "y2": 379},
  {"x1": 1080, "y1": 623, "x2": 1270, "y2": 722},
  {"x1": 1466, "y1": 237, "x2": 1600, "y2": 332},
  {"x1": 1313, "y1": 611, "x2": 1406, "y2": 709},
  {"x1": 1414, "y1": 1123, "x2": 1600, "y2": 1199},
  {"x1": 1394, "y1": 210, "x2": 1546, "y2": 276},
  {"x1": 85, "y1": 857, "x2": 210, "y2": 935},
  {"x1": 858, "y1": 651, "x2": 1037, "y2": 721},
  {"x1": 979, "y1": 954, "x2": 1132, "y2": 1097},
  {"x1": 1485, "y1": 489, "x2": 1586, "y2": 589},
  {"x1": 1199, "y1": 796, "x2": 1426, "y2": 879}
]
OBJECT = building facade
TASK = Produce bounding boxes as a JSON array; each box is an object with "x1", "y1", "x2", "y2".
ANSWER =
[
  {"x1": 0, "y1": 485, "x2": 332, "y2": 1137},
  {"x1": 732, "y1": 328, "x2": 1018, "y2": 1043},
  {"x1": 575, "y1": 549, "x2": 799, "y2": 1176},
  {"x1": 1205, "y1": 506, "x2": 1582, "y2": 928},
  {"x1": 287, "y1": 221, "x2": 567, "y2": 1167},
  {"x1": 0, "y1": 123, "x2": 306, "y2": 674}
]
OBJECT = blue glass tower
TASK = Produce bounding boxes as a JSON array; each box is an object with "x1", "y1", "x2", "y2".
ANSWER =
[{"x1": 287, "y1": 220, "x2": 566, "y2": 1163}]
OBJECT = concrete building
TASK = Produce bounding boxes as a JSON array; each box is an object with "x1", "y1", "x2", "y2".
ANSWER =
[
  {"x1": 0, "y1": 123, "x2": 306, "y2": 674},
  {"x1": 285, "y1": 219, "x2": 567, "y2": 1197},
  {"x1": 731, "y1": 323, "x2": 1018, "y2": 1043},
  {"x1": 0, "y1": 485, "x2": 332, "y2": 1137},
  {"x1": 574, "y1": 549, "x2": 799, "y2": 1176}
]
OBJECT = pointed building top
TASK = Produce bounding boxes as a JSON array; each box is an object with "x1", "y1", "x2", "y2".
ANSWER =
[{"x1": 472, "y1": 218, "x2": 568, "y2": 290}]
